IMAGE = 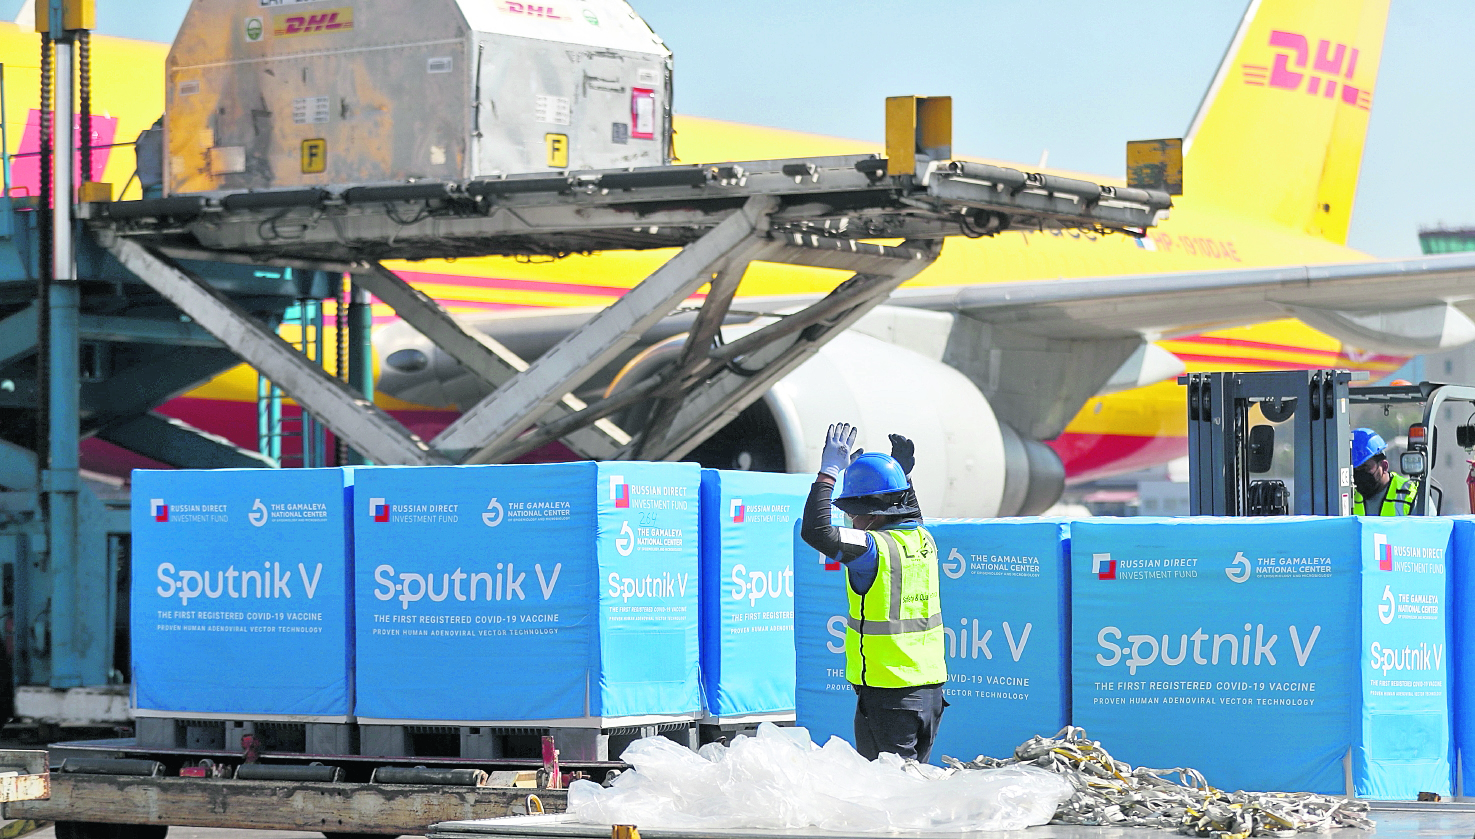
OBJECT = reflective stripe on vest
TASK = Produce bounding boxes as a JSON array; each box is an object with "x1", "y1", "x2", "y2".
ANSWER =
[
  {"x1": 1353, "y1": 473, "x2": 1418, "y2": 516},
  {"x1": 844, "y1": 526, "x2": 948, "y2": 688}
]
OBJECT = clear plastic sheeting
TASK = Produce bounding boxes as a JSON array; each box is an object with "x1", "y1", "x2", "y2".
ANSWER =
[{"x1": 566, "y1": 723, "x2": 1070, "y2": 833}]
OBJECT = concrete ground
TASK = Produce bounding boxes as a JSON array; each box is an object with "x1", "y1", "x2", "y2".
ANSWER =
[
  {"x1": 3, "y1": 805, "x2": 1474, "y2": 839},
  {"x1": 430, "y1": 804, "x2": 1475, "y2": 839}
]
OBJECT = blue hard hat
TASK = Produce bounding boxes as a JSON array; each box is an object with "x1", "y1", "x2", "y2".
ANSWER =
[
  {"x1": 837, "y1": 452, "x2": 910, "y2": 500},
  {"x1": 1352, "y1": 428, "x2": 1387, "y2": 468}
]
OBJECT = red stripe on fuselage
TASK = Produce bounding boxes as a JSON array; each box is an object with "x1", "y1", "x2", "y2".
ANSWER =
[
  {"x1": 1173, "y1": 353, "x2": 1400, "y2": 370},
  {"x1": 1173, "y1": 334, "x2": 1402, "y2": 364},
  {"x1": 1049, "y1": 431, "x2": 1188, "y2": 485},
  {"x1": 393, "y1": 269, "x2": 633, "y2": 299},
  {"x1": 76, "y1": 398, "x2": 581, "y2": 479}
]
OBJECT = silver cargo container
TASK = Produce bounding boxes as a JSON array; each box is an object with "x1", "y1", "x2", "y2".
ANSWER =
[{"x1": 166, "y1": 0, "x2": 672, "y2": 195}]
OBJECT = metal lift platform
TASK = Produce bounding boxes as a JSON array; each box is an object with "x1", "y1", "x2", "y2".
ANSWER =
[
  {"x1": 83, "y1": 154, "x2": 1170, "y2": 469},
  {"x1": 90, "y1": 155, "x2": 1169, "y2": 262}
]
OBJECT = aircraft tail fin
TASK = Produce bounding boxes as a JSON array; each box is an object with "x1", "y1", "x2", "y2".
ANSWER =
[{"x1": 1182, "y1": 0, "x2": 1390, "y2": 245}]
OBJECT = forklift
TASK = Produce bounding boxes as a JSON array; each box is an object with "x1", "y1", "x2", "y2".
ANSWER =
[{"x1": 1180, "y1": 369, "x2": 1475, "y2": 517}]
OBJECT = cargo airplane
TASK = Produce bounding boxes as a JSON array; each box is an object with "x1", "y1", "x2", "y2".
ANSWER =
[{"x1": 11, "y1": 0, "x2": 1475, "y2": 517}]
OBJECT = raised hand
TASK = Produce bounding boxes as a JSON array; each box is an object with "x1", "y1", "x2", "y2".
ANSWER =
[
  {"x1": 888, "y1": 433, "x2": 915, "y2": 476},
  {"x1": 820, "y1": 423, "x2": 859, "y2": 479}
]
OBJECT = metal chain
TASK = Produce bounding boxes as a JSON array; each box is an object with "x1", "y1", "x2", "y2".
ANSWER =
[
  {"x1": 941, "y1": 726, "x2": 1373, "y2": 838},
  {"x1": 79, "y1": 30, "x2": 91, "y2": 185},
  {"x1": 335, "y1": 276, "x2": 349, "y2": 465},
  {"x1": 36, "y1": 32, "x2": 53, "y2": 466}
]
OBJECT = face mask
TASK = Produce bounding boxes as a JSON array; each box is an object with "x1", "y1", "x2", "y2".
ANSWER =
[{"x1": 1353, "y1": 468, "x2": 1381, "y2": 496}]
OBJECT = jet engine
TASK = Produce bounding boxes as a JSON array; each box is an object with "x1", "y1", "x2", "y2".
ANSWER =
[
  {"x1": 376, "y1": 314, "x2": 1064, "y2": 517},
  {"x1": 662, "y1": 330, "x2": 1064, "y2": 517}
]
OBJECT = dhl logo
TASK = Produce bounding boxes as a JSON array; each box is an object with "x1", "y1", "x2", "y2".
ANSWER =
[
  {"x1": 1241, "y1": 30, "x2": 1372, "y2": 111},
  {"x1": 273, "y1": 8, "x2": 354, "y2": 37},
  {"x1": 501, "y1": 2, "x2": 565, "y2": 19}
]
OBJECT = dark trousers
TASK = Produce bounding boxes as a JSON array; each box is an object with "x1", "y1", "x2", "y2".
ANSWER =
[{"x1": 852, "y1": 683, "x2": 946, "y2": 762}]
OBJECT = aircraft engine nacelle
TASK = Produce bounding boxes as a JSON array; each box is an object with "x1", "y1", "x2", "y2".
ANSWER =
[
  {"x1": 687, "y1": 330, "x2": 1065, "y2": 518},
  {"x1": 377, "y1": 319, "x2": 1065, "y2": 517}
]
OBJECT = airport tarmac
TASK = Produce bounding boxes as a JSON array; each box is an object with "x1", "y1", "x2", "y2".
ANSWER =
[
  {"x1": 8, "y1": 803, "x2": 1475, "y2": 839},
  {"x1": 426, "y1": 804, "x2": 1475, "y2": 839}
]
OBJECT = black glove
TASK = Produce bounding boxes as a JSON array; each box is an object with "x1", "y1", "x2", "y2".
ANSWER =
[{"x1": 889, "y1": 433, "x2": 915, "y2": 476}]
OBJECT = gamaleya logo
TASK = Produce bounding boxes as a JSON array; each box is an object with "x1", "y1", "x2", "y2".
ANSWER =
[
  {"x1": 1241, "y1": 31, "x2": 1372, "y2": 110},
  {"x1": 1225, "y1": 551, "x2": 1252, "y2": 584},
  {"x1": 942, "y1": 548, "x2": 965, "y2": 580},
  {"x1": 482, "y1": 499, "x2": 504, "y2": 527}
]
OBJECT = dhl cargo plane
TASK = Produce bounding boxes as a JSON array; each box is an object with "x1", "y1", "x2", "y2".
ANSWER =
[{"x1": 11, "y1": 0, "x2": 1475, "y2": 516}]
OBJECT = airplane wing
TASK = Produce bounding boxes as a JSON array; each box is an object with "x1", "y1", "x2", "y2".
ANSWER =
[
  {"x1": 889, "y1": 251, "x2": 1475, "y2": 346},
  {"x1": 859, "y1": 251, "x2": 1475, "y2": 442},
  {"x1": 387, "y1": 251, "x2": 1475, "y2": 444}
]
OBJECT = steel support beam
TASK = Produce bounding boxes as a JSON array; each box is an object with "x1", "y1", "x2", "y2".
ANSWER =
[
  {"x1": 77, "y1": 314, "x2": 224, "y2": 348},
  {"x1": 0, "y1": 305, "x2": 37, "y2": 369},
  {"x1": 631, "y1": 248, "x2": 757, "y2": 459},
  {"x1": 635, "y1": 240, "x2": 941, "y2": 461},
  {"x1": 99, "y1": 412, "x2": 276, "y2": 470},
  {"x1": 758, "y1": 234, "x2": 942, "y2": 274},
  {"x1": 46, "y1": 32, "x2": 90, "y2": 688},
  {"x1": 0, "y1": 438, "x2": 36, "y2": 491},
  {"x1": 490, "y1": 374, "x2": 667, "y2": 464},
  {"x1": 104, "y1": 237, "x2": 447, "y2": 466},
  {"x1": 0, "y1": 308, "x2": 222, "y2": 371},
  {"x1": 351, "y1": 263, "x2": 627, "y2": 459},
  {"x1": 346, "y1": 282, "x2": 374, "y2": 465},
  {"x1": 488, "y1": 240, "x2": 939, "y2": 463},
  {"x1": 432, "y1": 195, "x2": 779, "y2": 463},
  {"x1": 78, "y1": 345, "x2": 239, "y2": 434}
]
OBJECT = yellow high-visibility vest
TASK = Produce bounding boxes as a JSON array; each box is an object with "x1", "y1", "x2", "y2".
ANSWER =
[
  {"x1": 1353, "y1": 472, "x2": 1418, "y2": 516},
  {"x1": 844, "y1": 526, "x2": 947, "y2": 687}
]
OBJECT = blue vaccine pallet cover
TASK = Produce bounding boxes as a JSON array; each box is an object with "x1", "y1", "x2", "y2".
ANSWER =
[
  {"x1": 353, "y1": 461, "x2": 701, "y2": 722},
  {"x1": 1072, "y1": 516, "x2": 1452, "y2": 797},
  {"x1": 698, "y1": 469, "x2": 810, "y2": 718},
  {"x1": 795, "y1": 517, "x2": 1070, "y2": 762},
  {"x1": 131, "y1": 467, "x2": 355, "y2": 718}
]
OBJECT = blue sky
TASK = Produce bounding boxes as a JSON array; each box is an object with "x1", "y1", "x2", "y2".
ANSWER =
[{"x1": 9, "y1": 0, "x2": 1469, "y2": 259}]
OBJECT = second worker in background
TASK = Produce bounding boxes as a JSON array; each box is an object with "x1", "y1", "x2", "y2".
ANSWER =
[
  {"x1": 800, "y1": 422, "x2": 947, "y2": 762},
  {"x1": 1351, "y1": 427, "x2": 1418, "y2": 515}
]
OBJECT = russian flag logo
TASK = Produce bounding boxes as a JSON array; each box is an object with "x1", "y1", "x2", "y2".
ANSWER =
[
  {"x1": 370, "y1": 497, "x2": 390, "y2": 522},
  {"x1": 1092, "y1": 553, "x2": 1116, "y2": 580},
  {"x1": 731, "y1": 499, "x2": 745, "y2": 523},
  {"x1": 820, "y1": 555, "x2": 840, "y2": 572},
  {"x1": 1375, "y1": 533, "x2": 1393, "y2": 570},
  {"x1": 610, "y1": 476, "x2": 630, "y2": 509},
  {"x1": 150, "y1": 499, "x2": 168, "y2": 522}
]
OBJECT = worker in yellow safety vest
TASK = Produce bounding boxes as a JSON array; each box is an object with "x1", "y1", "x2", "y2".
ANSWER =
[
  {"x1": 1351, "y1": 427, "x2": 1418, "y2": 515},
  {"x1": 800, "y1": 423, "x2": 947, "y2": 762}
]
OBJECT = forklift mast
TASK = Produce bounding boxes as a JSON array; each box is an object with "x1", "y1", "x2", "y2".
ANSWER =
[
  {"x1": 1182, "y1": 370, "x2": 1353, "y2": 516},
  {"x1": 1183, "y1": 369, "x2": 1475, "y2": 517}
]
